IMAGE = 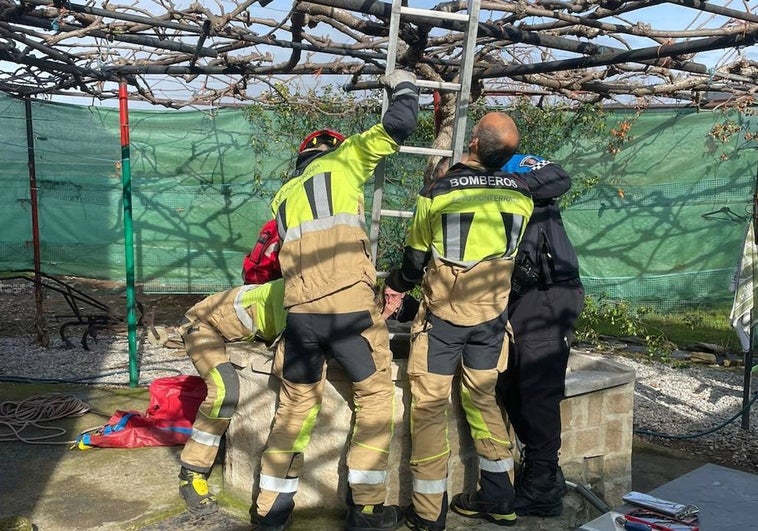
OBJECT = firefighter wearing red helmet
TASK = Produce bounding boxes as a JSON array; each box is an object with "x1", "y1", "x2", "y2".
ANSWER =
[
  {"x1": 298, "y1": 129, "x2": 346, "y2": 153},
  {"x1": 251, "y1": 69, "x2": 419, "y2": 531}
]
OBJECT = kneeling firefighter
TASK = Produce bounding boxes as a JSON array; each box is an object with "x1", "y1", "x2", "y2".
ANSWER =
[{"x1": 177, "y1": 278, "x2": 286, "y2": 515}]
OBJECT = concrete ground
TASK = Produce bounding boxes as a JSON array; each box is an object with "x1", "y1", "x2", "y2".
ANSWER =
[{"x1": 0, "y1": 382, "x2": 710, "y2": 531}]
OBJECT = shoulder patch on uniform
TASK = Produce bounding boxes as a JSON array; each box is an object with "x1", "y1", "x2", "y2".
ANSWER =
[{"x1": 520, "y1": 156, "x2": 540, "y2": 168}]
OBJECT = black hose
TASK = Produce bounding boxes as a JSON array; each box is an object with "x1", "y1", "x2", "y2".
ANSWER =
[
  {"x1": 634, "y1": 391, "x2": 758, "y2": 440},
  {"x1": 565, "y1": 480, "x2": 613, "y2": 514},
  {"x1": 0, "y1": 367, "x2": 183, "y2": 386}
]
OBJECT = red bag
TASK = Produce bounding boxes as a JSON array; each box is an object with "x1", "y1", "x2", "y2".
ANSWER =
[
  {"x1": 74, "y1": 375, "x2": 207, "y2": 449},
  {"x1": 75, "y1": 410, "x2": 194, "y2": 448},
  {"x1": 146, "y1": 375, "x2": 207, "y2": 422},
  {"x1": 242, "y1": 219, "x2": 282, "y2": 285}
]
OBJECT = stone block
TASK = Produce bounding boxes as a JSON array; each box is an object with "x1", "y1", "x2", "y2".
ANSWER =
[{"x1": 603, "y1": 384, "x2": 634, "y2": 415}]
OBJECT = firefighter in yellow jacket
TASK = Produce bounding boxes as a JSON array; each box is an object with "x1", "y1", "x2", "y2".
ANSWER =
[
  {"x1": 251, "y1": 69, "x2": 419, "y2": 531},
  {"x1": 178, "y1": 279, "x2": 286, "y2": 515},
  {"x1": 386, "y1": 113, "x2": 571, "y2": 530}
]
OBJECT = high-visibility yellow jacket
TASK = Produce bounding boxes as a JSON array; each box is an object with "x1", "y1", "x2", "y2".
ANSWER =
[
  {"x1": 388, "y1": 162, "x2": 538, "y2": 325},
  {"x1": 271, "y1": 81, "x2": 419, "y2": 308}
]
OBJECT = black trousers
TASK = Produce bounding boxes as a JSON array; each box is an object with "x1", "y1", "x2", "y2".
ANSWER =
[{"x1": 497, "y1": 280, "x2": 584, "y2": 464}]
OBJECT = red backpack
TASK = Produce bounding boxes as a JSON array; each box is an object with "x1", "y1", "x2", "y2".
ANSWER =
[{"x1": 242, "y1": 218, "x2": 282, "y2": 285}]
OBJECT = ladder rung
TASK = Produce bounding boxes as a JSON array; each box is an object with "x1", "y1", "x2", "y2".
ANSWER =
[
  {"x1": 380, "y1": 209, "x2": 414, "y2": 219},
  {"x1": 400, "y1": 6, "x2": 471, "y2": 23},
  {"x1": 417, "y1": 79, "x2": 462, "y2": 92},
  {"x1": 399, "y1": 146, "x2": 453, "y2": 157}
]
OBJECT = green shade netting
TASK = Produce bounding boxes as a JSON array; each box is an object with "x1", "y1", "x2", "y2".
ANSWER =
[
  {"x1": 1, "y1": 93, "x2": 756, "y2": 310},
  {"x1": 555, "y1": 108, "x2": 756, "y2": 310}
]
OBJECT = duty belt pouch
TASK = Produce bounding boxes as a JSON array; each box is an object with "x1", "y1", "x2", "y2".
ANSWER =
[
  {"x1": 512, "y1": 254, "x2": 540, "y2": 295},
  {"x1": 513, "y1": 228, "x2": 554, "y2": 295}
]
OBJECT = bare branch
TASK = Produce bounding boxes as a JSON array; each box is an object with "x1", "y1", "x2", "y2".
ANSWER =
[{"x1": 0, "y1": 0, "x2": 755, "y2": 108}]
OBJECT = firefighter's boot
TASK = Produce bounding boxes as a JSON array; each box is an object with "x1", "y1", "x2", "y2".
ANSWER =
[
  {"x1": 513, "y1": 460, "x2": 565, "y2": 517},
  {"x1": 179, "y1": 467, "x2": 218, "y2": 516},
  {"x1": 250, "y1": 513, "x2": 293, "y2": 531},
  {"x1": 403, "y1": 505, "x2": 446, "y2": 531},
  {"x1": 450, "y1": 492, "x2": 517, "y2": 527},
  {"x1": 451, "y1": 468, "x2": 517, "y2": 527},
  {"x1": 344, "y1": 504, "x2": 404, "y2": 531},
  {"x1": 0, "y1": 516, "x2": 36, "y2": 531}
]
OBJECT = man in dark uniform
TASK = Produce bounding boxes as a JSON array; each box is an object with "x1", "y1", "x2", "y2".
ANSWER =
[{"x1": 496, "y1": 153, "x2": 584, "y2": 517}]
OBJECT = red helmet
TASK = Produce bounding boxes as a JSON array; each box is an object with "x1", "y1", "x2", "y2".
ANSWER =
[{"x1": 298, "y1": 129, "x2": 345, "y2": 153}]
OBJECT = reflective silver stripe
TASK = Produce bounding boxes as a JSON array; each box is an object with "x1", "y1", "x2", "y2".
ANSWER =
[
  {"x1": 284, "y1": 212, "x2": 365, "y2": 242},
  {"x1": 348, "y1": 469, "x2": 387, "y2": 485},
  {"x1": 259, "y1": 474, "x2": 299, "y2": 493},
  {"x1": 393, "y1": 85, "x2": 418, "y2": 99},
  {"x1": 191, "y1": 428, "x2": 221, "y2": 448},
  {"x1": 233, "y1": 284, "x2": 259, "y2": 332},
  {"x1": 479, "y1": 456, "x2": 514, "y2": 473},
  {"x1": 312, "y1": 173, "x2": 331, "y2": 219},
  {"x1": 444, "y1": 213, "x2": 462, "y2": 261},
  {"x1": 505, "y1": 215, "x2": 524, "y2": 257},
  {"x1": 413, "y1": 477, "x2": 448, "y2": 495}
]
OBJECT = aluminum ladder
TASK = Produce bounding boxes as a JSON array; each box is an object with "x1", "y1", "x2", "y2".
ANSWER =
[{"x1": 368, "y1": 0, "x2": 481, "y2": 266}]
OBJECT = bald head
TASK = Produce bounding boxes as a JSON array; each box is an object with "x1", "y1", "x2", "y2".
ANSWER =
[{"x1": 468, "y1": 112, "x2": 520, "y2": 169}]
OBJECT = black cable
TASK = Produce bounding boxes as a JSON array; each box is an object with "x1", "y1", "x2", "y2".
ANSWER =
[
  {"x1": 634, "y1": 391, "x2": 758, "y2": 440},
  {"x1": 0, "y1": 367, "x2": 184, "y2": 387}
]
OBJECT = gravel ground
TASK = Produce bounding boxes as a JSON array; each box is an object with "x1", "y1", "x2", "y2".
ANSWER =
[
  {"x1": 0, "y1": 331, "x2": 195, "y2": 387},
  {"x1": 608, "y1": 350, "x2": 758, "y2": 474}
]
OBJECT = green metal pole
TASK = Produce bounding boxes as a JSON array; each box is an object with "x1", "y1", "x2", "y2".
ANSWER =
[{"x1": 118, "y1": 80, "x2": 139, "y2": 386}]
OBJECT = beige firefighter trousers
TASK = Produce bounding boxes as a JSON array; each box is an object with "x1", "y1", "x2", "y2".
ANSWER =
[
  {"x1": 178, "y1": 287, "x2": 257, "y2": 474},
  {"x1": 408, "y1": 303, "x2": 514, "y2": 523},
  {"x1": 255, "y1": 281, "x2": 395, "y2": 520}
]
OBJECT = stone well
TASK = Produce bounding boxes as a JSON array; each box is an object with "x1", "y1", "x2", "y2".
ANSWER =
[{"x1": 222, "y1": 337, "x2": 635, "y2": 519}]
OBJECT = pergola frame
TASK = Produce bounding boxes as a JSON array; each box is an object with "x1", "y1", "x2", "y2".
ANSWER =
[{"x1": 0, "y1": 0, "x2": 756, "y2": 108}]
